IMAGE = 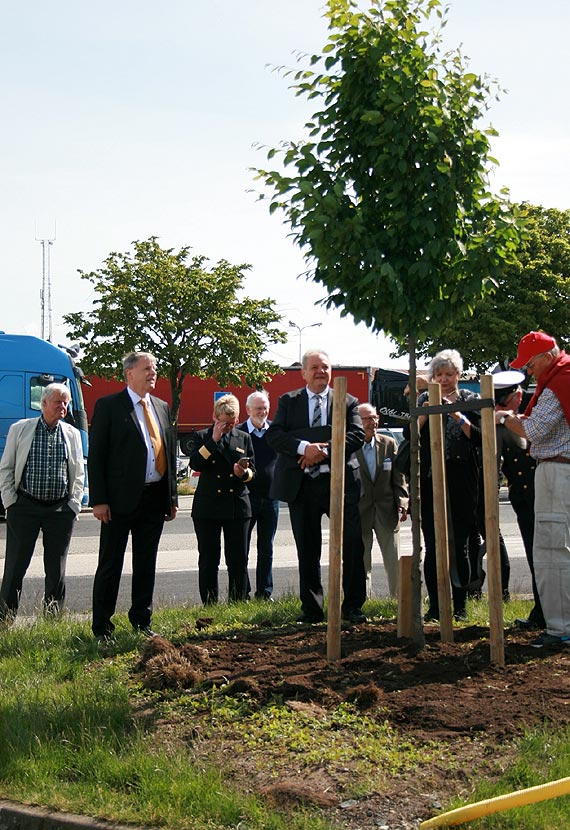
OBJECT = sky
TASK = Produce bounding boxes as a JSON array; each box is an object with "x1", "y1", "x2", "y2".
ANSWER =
[{"x1": 1, "y1": 0, "x2": 569, "y2": 370}]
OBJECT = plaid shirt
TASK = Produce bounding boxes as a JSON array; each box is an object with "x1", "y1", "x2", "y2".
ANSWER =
[
  {"x1": 525, "y1": 388, "x2": 570, "y2": 460},
  {"x1": 20, "y1": 417, "x2": 69, "y2": 501}
]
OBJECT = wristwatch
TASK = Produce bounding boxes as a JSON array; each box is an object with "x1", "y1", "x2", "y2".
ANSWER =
[{"x1": 499, "y1": 415, "x2": 507, "y2": 425}]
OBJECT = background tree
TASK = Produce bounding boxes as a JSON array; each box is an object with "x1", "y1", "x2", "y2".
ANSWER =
[
  {"x1": 392, "y1": 203, "x2": 570, "y2": 371},
  {"x1": 64, "y1": 237, "x2": 287, "y2": 425},
  {"x1": 255, "y1": 0, "x2": 521, "y2": 644}
]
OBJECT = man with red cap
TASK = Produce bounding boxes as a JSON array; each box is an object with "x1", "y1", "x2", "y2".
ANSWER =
[{"x1": 496, "y1": 331, "x2": 570, "y2": 648}]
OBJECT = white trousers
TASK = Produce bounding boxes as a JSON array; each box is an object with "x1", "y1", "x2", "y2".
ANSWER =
[{"x1": 533, "y1": 461, "x2": 570, "y2": 636}]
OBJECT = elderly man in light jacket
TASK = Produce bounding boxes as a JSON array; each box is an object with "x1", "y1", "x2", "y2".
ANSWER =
[
  {"x1": 0, "y1": 383, "x2": 84, "y2": 622},
  {"x1": 356, "y1": 403, "x2": 409, "y2": 598}
]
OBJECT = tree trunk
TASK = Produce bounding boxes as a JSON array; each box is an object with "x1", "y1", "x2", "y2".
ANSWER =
[
  {"x1": 169, "y1": 370, "x2": 184, "y2": 428},
  {"x1": 408, "y1": 336, "x2": 425, "y2": 648}
]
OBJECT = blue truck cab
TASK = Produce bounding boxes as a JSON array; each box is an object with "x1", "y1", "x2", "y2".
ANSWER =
[{"x1": 0, "y1": 332, "x2": 89, "y2": 513}]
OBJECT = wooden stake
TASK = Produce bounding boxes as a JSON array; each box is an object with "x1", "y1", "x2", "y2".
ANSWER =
[
  {"x1": 397, "y1": 555, "x2": 414, "y2": 638},
  {"x1": 327, "y1": 376, "x2": 347, "y2": 661}
]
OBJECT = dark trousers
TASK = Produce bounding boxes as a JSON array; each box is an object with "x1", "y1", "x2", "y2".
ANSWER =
[
  {"x1": 91, "y1": 482, "x2": 166, "y2": 636},
  {"x1": 0, "y1": 494, "x2": 75, "y2": 619},
  {"x1": 193, "y1": 517, "x2": 249, "y2": 604},
  {"x1": 289, "y1": 475, "x2": 366, "y2": 620},
  {"x1": 246, "y1": 494, "x2": 279, "y2": 598},
  {"x1": 468, "y1": 528, "x2": 511, "y2": 595},
  {"x1": 421, "y1": 464, "x2": 477, "y2": 617}
]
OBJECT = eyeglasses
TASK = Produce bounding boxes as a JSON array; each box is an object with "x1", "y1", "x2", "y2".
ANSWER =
[
  {"x1": 525, "y1": 353, "x2": 544, "y2": 371},
  {"x1": 361, "y1": 416, "x2": 378, "y2": 422}
]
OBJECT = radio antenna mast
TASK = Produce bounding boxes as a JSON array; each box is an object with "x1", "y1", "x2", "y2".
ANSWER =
[{"x1": 36, "y1": 222, "x2": 56, "y2": 342}]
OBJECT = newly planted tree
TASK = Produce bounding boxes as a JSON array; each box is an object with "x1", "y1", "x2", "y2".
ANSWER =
[{"x1": 255, "y1": 0, "x2": 520, "y2": 643}]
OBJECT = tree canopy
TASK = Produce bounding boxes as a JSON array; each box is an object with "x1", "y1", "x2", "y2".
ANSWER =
[
  {"x1": 64, "y1": 238, "x2": 286, "y2": 423},
  {"x1": 392, "y1": 203, "x2": 570, "y2": 370},
  {"x1": 254, "y1": 0, "x2": 520, "y2": 347}
]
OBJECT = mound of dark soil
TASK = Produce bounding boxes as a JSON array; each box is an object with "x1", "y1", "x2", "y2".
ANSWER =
[{"x1": 136, "y1": 621, "x2": 570, "y2": 828}]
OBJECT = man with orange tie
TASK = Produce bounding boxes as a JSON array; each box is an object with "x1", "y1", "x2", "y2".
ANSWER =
[{"x1": 88, "y1": 352, "x2": 178, "y2": 641}]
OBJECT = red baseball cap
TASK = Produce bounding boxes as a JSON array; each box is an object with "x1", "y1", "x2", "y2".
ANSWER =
[{"x1": 510, "y1": 331, "x2": 557, "y2": 369}]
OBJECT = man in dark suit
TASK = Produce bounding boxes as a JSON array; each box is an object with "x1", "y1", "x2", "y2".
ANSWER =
[
  {"x1": 189, "y1": 394, "x2": 254, "y2": 604},
  {"x1": 237, "y1": 390, "x2": 279, "y2": 600},
  {"x1": 356, "y1": 403, "x2": 408, "y2": 598},
  {"x1": 267, "y1": 349, "x2": 366, "y2": 624},
  {"x1": 89, "y1": 352, "x2": 178, "y2": 640}
]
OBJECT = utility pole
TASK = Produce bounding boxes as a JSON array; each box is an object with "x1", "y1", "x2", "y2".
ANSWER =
[{"x1": 36, "y1": 224, "x2": 56, "y2": 342}]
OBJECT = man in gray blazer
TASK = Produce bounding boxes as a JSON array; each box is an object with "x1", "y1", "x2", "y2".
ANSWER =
[
  {"x1": 356, "y1": 403, "x2": 408, "y2": 598},
  {"x1": 0, "y1": 383, "x2": 84, "y2": 621}
]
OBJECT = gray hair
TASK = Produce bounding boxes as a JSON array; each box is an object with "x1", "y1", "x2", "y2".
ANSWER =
[
  {"x1": 302, "y1": 348, "x2": 330, "y2": 369},
  {"x1": 358, "y1": 402, "x2": 377, "y2": 417},
  {"x1": 122, "y1": 351, "x2": 157, "y2": 380},
  {"x1": 246, "y1": 390, "x2": 269, "y2": 408},
  {"x1": 428, "y1": 349, "x2": 463, "y2": 381},
  {"x1": 41, "y1": 383, "x2": 71, "y2": 405},
  {"x1": 213, "y1": 394, "x2": 240, "y2": 420}
]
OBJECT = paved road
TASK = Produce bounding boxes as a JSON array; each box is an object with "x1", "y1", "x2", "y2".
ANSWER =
[{"x1": 0, "y1": 494, "x2": 533, "y2": 617}]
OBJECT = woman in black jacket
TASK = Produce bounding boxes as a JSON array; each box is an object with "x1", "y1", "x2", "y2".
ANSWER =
[
  {"x1": 189, "y1": 394, "x2": 255, "y2": 605},
  {"x1": 416, "y1": 350, "x2": 481, "y2": 621}
]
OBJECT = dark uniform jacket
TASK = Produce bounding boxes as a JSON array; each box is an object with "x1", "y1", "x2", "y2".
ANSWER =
[
  {"x1": 497, "y1": 427, "x2": 536, "y2": 510},
  {"x1": 88, "y1": 388, "x2": 178, "y2": 515},
  {"x1": 266, "y1": 388, "x2": 364, "y2": 504},
  {"x1": 189, "y1": 426, "x2": 255, "y2": 520}
]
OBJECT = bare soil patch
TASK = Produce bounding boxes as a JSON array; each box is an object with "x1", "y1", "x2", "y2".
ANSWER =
[{"x1": 135, "y1": 621, "x2": 570, "y2": 828}]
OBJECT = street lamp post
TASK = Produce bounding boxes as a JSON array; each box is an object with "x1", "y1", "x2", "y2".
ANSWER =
[{"x1": 288, "y1": 320, "x2": 322, "y2": 365}]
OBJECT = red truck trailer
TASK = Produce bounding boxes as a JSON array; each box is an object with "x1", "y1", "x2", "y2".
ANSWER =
[{"x1": 82, "y1": 365, "x2": 375, "y2": 455}]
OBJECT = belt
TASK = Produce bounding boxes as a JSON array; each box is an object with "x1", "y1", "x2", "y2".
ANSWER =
[
  {"x1": 18, "y1": 491, "x2": 68, "y2": 506},
  {"x1": 539, "y1": 455, "x2": 570, "y2": 465}
]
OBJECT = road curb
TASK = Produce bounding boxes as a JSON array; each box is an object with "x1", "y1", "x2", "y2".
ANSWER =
[{"x1": 0, "y1": 798, "x2": 143, "y2": 830}]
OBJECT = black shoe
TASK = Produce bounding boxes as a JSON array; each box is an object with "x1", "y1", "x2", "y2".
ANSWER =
[
  {"x1": 296, "y1": 613, "x2": 324, "y2": 625},
  {"x1": 503, "y1": 590, "x2": 511, "y2": 603},
  {"x1": 342, "y1": 609, "x2": 367, "y2": 624},
  {"x1": 424, "y1": 608, "x2": 439, "y2": 622},
  {"x1": 454, "y1": 609, "x2": 467, "y2": 622},
  {"x1": 134, "y1": 626, "x2": 158, "y2": 637},
  {"x1": 515, "y1": 617, "x2": 542, "y2": 631},
  {"x1": 95, "y1": 633, "x2": 115, "y2": 646}
]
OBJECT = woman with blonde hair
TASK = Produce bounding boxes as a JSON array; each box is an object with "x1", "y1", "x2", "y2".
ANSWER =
[{"x1": 189, "y1": 394, "x2": 255, "y2": 604}]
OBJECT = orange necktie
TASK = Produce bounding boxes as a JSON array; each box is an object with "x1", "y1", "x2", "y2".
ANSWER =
[{"x1": 140, "y1": 399, "x2": 167, "y2": 476}]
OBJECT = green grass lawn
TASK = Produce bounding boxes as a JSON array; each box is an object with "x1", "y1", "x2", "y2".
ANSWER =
[{"x1": 1, "y1": 599, "x2": 569, "y2": 829}]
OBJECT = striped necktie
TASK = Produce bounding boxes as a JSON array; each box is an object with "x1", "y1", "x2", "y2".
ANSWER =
[{"x1": 311, "y1": 394, "x2": 322, "y2": 428}]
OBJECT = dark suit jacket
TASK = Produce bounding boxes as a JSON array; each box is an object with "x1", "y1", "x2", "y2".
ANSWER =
[
  {"x1": 266, "y1": 387, "x2": 364, "y2": 504},
  {"x1": 237, "y1": 420, "x2": 276, "y2": 498},
  {"x1": 356, "y1": 433, "x2": 408, "y2": 530},
  {"x1": 88, "y1": 388, "x2": 178, "y2": 515},
  {"x1": 189, "y1": 426, "x2": 254, "y2": 520}
]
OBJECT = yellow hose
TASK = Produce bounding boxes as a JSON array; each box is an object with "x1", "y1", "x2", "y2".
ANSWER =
[{"x1": 420, "y1": 775, "x2": 570, "y2": 828}]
